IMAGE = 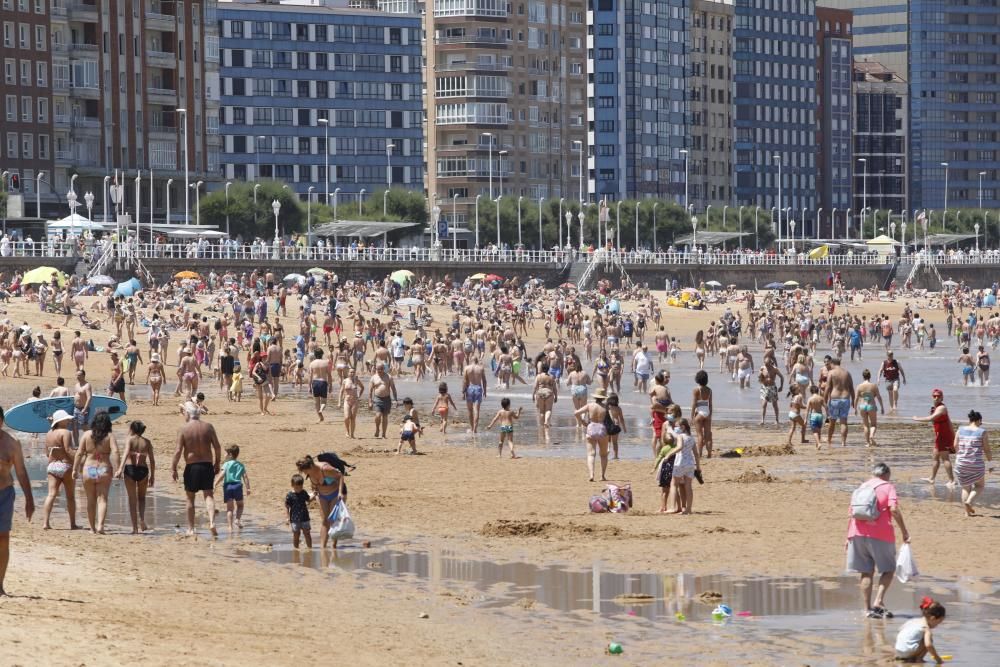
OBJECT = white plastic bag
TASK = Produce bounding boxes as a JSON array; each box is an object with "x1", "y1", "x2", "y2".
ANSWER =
[
  {"x1": 327, "y1": 500, "x2": 355, "y2": 541},
  {"x1": 896, "y1": 543, "x2": 918, "y2": 583}
]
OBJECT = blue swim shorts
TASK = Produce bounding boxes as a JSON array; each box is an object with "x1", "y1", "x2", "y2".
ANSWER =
[
  {"x1": 828, "y1": 398, "x2": 851, "y2": 421},
  {"x1": 0, "y1": 485, "x2": 15, "y2": 533}
]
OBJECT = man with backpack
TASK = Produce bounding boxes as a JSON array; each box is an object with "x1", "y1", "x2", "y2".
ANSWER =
[{"x1": 846, "y1": 462, "x2": 910, "y2": 619}]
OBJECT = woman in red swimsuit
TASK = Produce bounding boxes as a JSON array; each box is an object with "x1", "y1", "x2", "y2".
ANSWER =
[{"x1": 912, "y1": 388, "x2": 956, "y2": 486}]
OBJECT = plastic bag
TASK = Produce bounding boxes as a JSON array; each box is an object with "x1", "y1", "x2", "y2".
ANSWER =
[
  {"x1": 327, "y1": 500, "x2": 355, "y2": 541},
  {"x1": 896, "y1": 543, "x2": 918, "y2": 583}
]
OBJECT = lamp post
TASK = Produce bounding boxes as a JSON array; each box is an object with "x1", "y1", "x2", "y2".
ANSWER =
[
  {"x1": 680, "y1": 149, "x2": 689, "y2": 211},
  {"x1": 517, "y1": 195, "x2": 523, "y2": 246},
  {"x1": 84, "y1": 191, "x2": 94, "y2": 221},
  {"x1": 475, "y1": 194, "x2": 481, "y2": 248},
  {"x1": 103, "y1": 175, "x2": 111, "y2": 223},
  {"x1": 176, "y1": 108, "x2": 189, "y2": 225},
  {"x1": 890, "y1": 221, "x2": 897, "y2": 245},
  {"x1": 558, "y1": 197, "x2": 565, "y2": 249},
  {"x1": 333, "y1": 187, "x2": 340, "y2": 222},
  {"x1": 451, "y1": 193, "x2": 459, "y2": 251},
  {"x1": 307, "y1": 186, "x2": 314, "y2": 249},
  {"x1": 789, "y1": 219, "x2": 796, "y2": 253},
  {"x1": 565, "y1": 211, "x2": 573, "y2": 249},
  {"x1": 484, "y1": 132, "x2": 494, "y2": 199},
  {"x1": 773, "y1": 153, "x2": 782, "y2": 243},
  {"x1": 816, "y1": 208, "x2": 823, "y2": 240},
  {"x1": 495, "y1": 195, "x2": 502, "y2": 247},
  {"x1": 255, "y1": 134, "x2": 266, "y2": 182},
  {"x1": 691, "y1": 215, "x2": 698, "y2": 253},
  {"x1": 271, "y1": 198, "x2": 281, "y2": 244},
  {"x1": 578, "y1": 210, "x2": 585, "y2": 250},
  {"x1": 901, "y1": 221, "x2": 907, "y2": 253},
  {"x1": 831, "y1": 208, "x2": 837, "y2": 240},
  {"x1": 537, "y1": 197, "x2": 543, "y2": 250},
  {"x1": 224, "y1": 182, "x2": 232, "y2": 237},
  {"x1": 193, "y1": 180, "x2": 203, "y2": 225},
  {"x1": 615, "y1": 200, "x2": 622, "y2": 249},
  {"x1": 66, "y1": 189, "x2": 78, "y2": 219},
  {"x1": 976, "y1": 223, "x2": 980, "y2": 252},
  {"x1": 801, "y1": 207, "x2": 806, "y2": 244},
  {"x1": 754, "y1": 206, "x2": 760, "y2": 250},
  {"x1": 383, "y1": 190, "x2": 390, "y2": 219},
  {"x1": 941, "y1": 161, "x2": 949, "y2": 231},
  {"x1": 985, "y1": 213, "x2": 991, "y2": 251},
  {"x1": 386, "y1": 142, "x2": 395, "y2": 194},
  {"x1": 35, "y1": 171, "x2": 44, "y2": 218},
  {"x1": 652, "y1": 202, "x2": 659, "y2": 250},
  {"x1": 574, "y1": 140, "x2": 584, "y2": 204},
  {"x1": 318, "y1": 118, "x2": 329, "y2": 208},
  {"x1": 430, "y1": 205, "x2": 441, "y2": 247},
  {"x1": 845, "y1": 208, "x2": 852, "y2": 239},
  {"x1": 498, "y1": 150, "x2": 507, "y2": 197},
  {"x1": 166, "y1": 179, "x2": 173, "y2": 231},
  {"x1": 858, "y1": 157, "x2": 867, "y2": 239},
  {"x1": 738, "y1": 205, "x2": 745, "y2": 250},
  {"x1": 358, "y1": 189, "x2": 366, "y2": 216},
  {"x1": 980, "y1": 170, "x2": 987, "y2": 248}
]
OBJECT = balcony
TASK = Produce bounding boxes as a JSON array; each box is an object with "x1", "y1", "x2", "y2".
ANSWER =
[
  {"x1": 434, "y1": 0, "x2": 508, "y2": 19},
  {"x1": 54, "y1": 114, "x2": 70, "y2": 127},
  {"x1": 69, "y1": 41, "x2": 99, "y2": 54},
  {"x1": 146, "y1": 11, "x2": 177, "y2": 32},
  {"x1": 436, "y1": 35, "x2": 507, "y2": 47},
  {"x1": 71, "y1": 116, "x2": 100, "y2": 129},
  {"x1": 148, "y1": 87, "x2": 178, "y2": 103},
  {"x1": 51, "y1": 3, "x2": 67, "y2": 17},
  {"x1": 436, "y1": 62, "x2": 510, "y2": 73},
  {"x1": 149, "y1": 123, "x2": 177, "y2": 138},
  {"x1": 69, "y1": 83, "x2": 100, "y2": 99},
  {"x1": 55, "y1": 150, "x2": 72, "y2": 161},
  {"x1": 146, "y1": 50, "x2": 177, "y2": 68},
  {"x1": 53, "y1": 79, "x2": 69, "y2": 93},
  {"x1": 66, "y1": 1, "x2": 99, "y2": 21}
]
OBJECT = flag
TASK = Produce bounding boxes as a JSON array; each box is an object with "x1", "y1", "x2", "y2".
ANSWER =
[{"x1": 808, "y1": 244, "x2": 829, "y2": 260}]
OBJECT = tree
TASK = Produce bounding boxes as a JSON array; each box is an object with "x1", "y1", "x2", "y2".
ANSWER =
[{"x1": 199, "y1": 181, "x2": 305, "y2": 239}]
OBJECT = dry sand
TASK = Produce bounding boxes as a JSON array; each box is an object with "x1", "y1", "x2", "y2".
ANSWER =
[{"x1": 0, "y1": 288, "x2": 995, "y2": 665}]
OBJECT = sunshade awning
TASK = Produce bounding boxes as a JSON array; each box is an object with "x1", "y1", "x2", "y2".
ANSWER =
[
  {"x1": 922, "y1": 233, "x2": 976, "y2": 247},
  {"x1": 675, "y1": 231, "x2": 747, "y2": 245},
  {"x1": 312, "y1": 220, "x2": 422, "y2": 238}
]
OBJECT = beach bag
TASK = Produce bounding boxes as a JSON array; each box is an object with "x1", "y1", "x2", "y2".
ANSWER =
[
  {"x1": 850, "y1": 481, "x2": 887, "y2": 522},
  {"x1": 327, "y1": 500, "x2": 355, "y2": 541},
  {"x1": 896, "y1": 544, "x2": 919, "y2": 583},
  {"x1": 603, "y1": 409, "x2": 622, "y2": 436},
  {"x1": 589, "y1": 495, "x2": 610, "y2": 513},
  {"x1": 606, "y1": 483, "x2": 633, "y2": 513}
]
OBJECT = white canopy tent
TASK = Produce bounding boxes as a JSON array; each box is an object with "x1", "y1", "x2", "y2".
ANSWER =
[{"x1": 47, "y1": 213, "x2": 110, "y2": 232}]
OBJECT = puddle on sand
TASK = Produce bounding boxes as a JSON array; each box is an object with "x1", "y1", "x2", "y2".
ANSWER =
[{"x1": 236, "y1": 544, "x2": 1000, "y2": 663}]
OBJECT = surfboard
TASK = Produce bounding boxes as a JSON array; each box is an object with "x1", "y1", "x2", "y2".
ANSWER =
[{"x1": 2, "y1": 396, "x2": 128, "y2": 434}]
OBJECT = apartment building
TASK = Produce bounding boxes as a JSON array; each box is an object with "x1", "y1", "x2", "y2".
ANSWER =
[
  {"x1": 816, "y1": 6, "x2": 852, "y2": 232},
  {"x1": 2, "y1": 0, "x2": 55, "y2": 215},
  {"x1": 734, "y1": 0, "x2": 817, "y2": 234},
  {"x1": 588, "y1": 0, "x2": 687, "y2": 204},
  {"x1": 217, "y1": 1, "x2": 424, "y2": 207},
  {"x1": 688, "y1": 0, "x2": 734, "y2": 211},
  {"x1": 425, "y1": 0, "x2": 588, "y2": 228},
  {"x1": 853, "y1": 61, "x2": 907, "y2": 219}
]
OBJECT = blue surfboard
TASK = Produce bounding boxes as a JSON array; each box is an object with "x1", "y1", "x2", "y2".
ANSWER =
[{"x1": 3, "y1": 396, "x2": 128, "y2": 434}]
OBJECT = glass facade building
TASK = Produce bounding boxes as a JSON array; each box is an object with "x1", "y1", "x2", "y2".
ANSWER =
[
  {"x1": 588, "y1": 0, "x2": 687, "y2": 202},
  {"x1": 816, "y1": 7, "x2": 853, "y2": 231},
  {"x1": 734, "y1": 0, "x2": 817, "y2": 234},
  {"x1": 218, "y1": 2, "x2": 424, "y2": 204}
]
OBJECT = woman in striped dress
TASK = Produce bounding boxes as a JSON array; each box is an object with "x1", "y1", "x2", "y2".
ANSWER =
[{"x1": 953, "y1": 410, "x2": 992, "y2": 517}]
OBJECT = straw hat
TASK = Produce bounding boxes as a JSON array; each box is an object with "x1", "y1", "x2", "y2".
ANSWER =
[
  {"x1": 151, "y1": 353, "x2": 161, "y2": 363},
  {"x1": 50, "y1": 410, "x2": 73, "y2": 426},
  {"x1": 591, "y1": 387, "x2": 608, "y2": 400}
]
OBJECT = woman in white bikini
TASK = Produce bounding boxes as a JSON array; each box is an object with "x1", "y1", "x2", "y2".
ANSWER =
[
  {"x1": 146, "y1": 352, "x2": 165, "y2": 406},
  {"x1": 72, "y1": 413, "x2": 119, "y2": 535},
  {"x1": 339, "y1": 367, "x2": 364, "y2": 438},
  {"x1": 42, "y1": 410, "x2": 78, "y2": 530},
  {"x1": 690, "y1": 370, "x2": 714, "y2": 458}
]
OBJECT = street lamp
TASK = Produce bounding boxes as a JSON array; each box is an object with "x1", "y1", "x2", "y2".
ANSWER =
[
  {"x1": 789, "y1": 219, "x2": 796, "y2": 253},
  {"x1": 35, "y1": 171, "x2": 44, "y2": 218},
  {"x1": 333, "y1": 187, "x2": 340, "y2": 222},
  {"x1": 135, "y1": 172, "x2": 142, "y2": 230},
  {"x1": 271, "y1": 198, "x2": 281, "y2": 242},
  {"x1": 66, "y1": 188, "x2": 78, "y2": 217},
  {"x1": 484, "y1": 132, "x2": 494, "y2": 199},
  {"x1": 738, "y1": 205, "x2": 745, "y2": 250},
  {"x1": 383, "y1": 190, "x2": 390, "y2": 218},
  {"x1": 754, "y1": 206, "x2": 760, "y2": 250},
  {"x1": 901, "y1": 221, "x2": 907, "y2": 253},
  {"x1": 176, "y1": 108, "x2": 189, "y2": 225},
  {"x1": 941, "y1": 161, "x2": 950, "y2": 231},
  {"x1": 680, "y1": 149, "x2": 689, "y2": 211},
  {"x1": 498, "y1": 150, "x2": 508, "y2": 197},
  {"x1": 980, "y1": 171, "x2": 987, "y2": 248},
  {"x1": 103, "y1": 175, "x2": 111, "y2": 223},
  {"x1": 801, "y1": 207, "x2": 806, "y2": 244},
  {"x1": 691, "y1": 215, "x2": 698, "y2": 252},
  {"x1": 566, "y1": 210, "x2": 573, "y2": 249},
  {"x1": 890, "y1": 221, "x2": 897, "y2": 245},
  {"x1": 573, "y1": 140, "x2": 584, "y2": 204},
  {"x1": 537, "y1": 196, "x2": 543, "y2": 250},
  {"x1": 166, "y1": 179, "x2": 173, "y2": 229},
  {"x1": 578, "y1": 210, "x2": 585, "y2": 249},
  {"x1": 431, "y1": 205, "x2": 441, "y2": 247},
  {"x1": 255, "y1": 134, "x2": 266, "y2": 182},
  {"x1": 615, "y1": 200, "x2": 623, "y2": 249},
  {"x1": 772, "y1": 153, "x2": 782, "y2": 243},
  {"x1": 253, "y1": 183, "x2": 261, "y2": 229},
  {"x1": 225, "y1": 182, "x2": 232, "y2": 237},
  {"x1": 192, "y1": 180, "x2": 203, "y2": 225},
  {"x1": 386, "y1": 143, "x2": 395, "y2": 191},
  {"x1": 318, "y1": 118, "x2": 329, "y2": 207},
  {"x1": 652, "y1": 202, "x2": 659, "y2": 251},
  {"x1": 816, "y1": 208, "x2": 823, "y2": 240},
  {"x1": 558, "y1": 197, "x2": 565, "y2": 249},
  {"x1": 451, "y1": 193, "x2": 459, "y2": 251},
  {"x1": 495, "y1": 195, "x2": 502, "y2": 247},
  {"x1": 831, "y1": 208, "x2": 838, "y2": 240},
  {"x1": 633, "y1": 203, "x2": 639, "y2": 250},
  {"x1": 475, "y1": 194, "x2": 481, "y2": 248},
  {"x1": 858, "y1": 157, "x2": 867, "y2": 239},
  {"x1": 307, "y1": 185, "x2": 314, "y2": 248},
  {"x1": 517, "y1": 195, "x2": 523, "y2": 246},
  {"x1": 358, "y1": 188, "x2": 366, "y2": 216},
  {"x1": 84, "y1": 191, "x2": 94, "y2": 220},
  {"x1": 845, "y1": 208, "x2": 852, "y2": 240}
]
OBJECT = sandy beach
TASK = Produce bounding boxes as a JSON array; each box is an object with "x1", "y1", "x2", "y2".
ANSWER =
[{"x1": 1, "y1": 285, "x2": 997, "y2": 665}]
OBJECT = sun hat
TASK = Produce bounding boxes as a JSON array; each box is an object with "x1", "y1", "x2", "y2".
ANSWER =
[
  {"x1": 151, "y1": 353, "x2": 161, "y2": 362},
  {"x1": 50, "y1": 410, "x2": 73, "y2": 426},
  {"x1": 592, "y1": 387, "x2": 608, "y2": 400}
]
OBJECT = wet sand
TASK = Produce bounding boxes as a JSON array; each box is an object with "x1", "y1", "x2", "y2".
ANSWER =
[{"x1": 1, "y1": 289, "x2": 998, "y2": 664}]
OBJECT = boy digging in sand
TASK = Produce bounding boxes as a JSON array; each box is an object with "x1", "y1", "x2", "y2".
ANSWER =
[{"x1": 487, "y1": 398, "x2": 523, "y2": 459}]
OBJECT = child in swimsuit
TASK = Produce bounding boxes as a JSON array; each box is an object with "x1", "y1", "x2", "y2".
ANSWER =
[
  {"x1": 397, "y1": 415, "x2": 419, "y2": 455},
  {"x1": 487, "y1": 397, "x2": 523, "y2": 459},
  {"x1": 430, "y1": 382, "x2": 458, "y2": 433},
  {"x1": 787, "y1": 391, "x2": 806, "y2": 445},
  {"x1": 805, "y1": 385, "x2": 826, "y2": 450}
]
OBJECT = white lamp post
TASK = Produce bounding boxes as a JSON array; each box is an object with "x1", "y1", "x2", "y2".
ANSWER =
[
  {"x1": 495, "y1": 195, "x2": 502, "y2": 247},
  {"x1": 318, "y1": 118, "x2": 329, "y2": 207},
  {"x1": 738, "y1": 205, "x2": 745, "y2": 249},
  {"x1": 578, "y1": 210, "x2": 585, "y2": 249},
  {"x1": 845, "y1": 208, "x2": 852, "y2": 239},
  {"x1": 858, "y1": 157, "x2": 867, "y2": 239},
  {"x1": 84, "y1": 191, "x2": 94, "y2": 220},
  {"x1": 615, "y1": 200, "x2": 622, "y2": 249},
  {"x1": 386, "y1": 143, "x2": 395, "y2": 191},
  {"x1": 333, "y1": 187, "x2": 340, "y2": 222},
  {"x1": 901, "y1": 221, "x2": 907, "y2": 253},
  {"x1": 680, "y1": 148, "x2": 689, "y2": 210},
  {"x1": 103, "y1": 175, "x2": 111, "y2": 223},
  {"x1": 980, "y1": 170, "x2": 987, "y2": 248},
  {"x1": 452, "y1": 193, "x2": 459, "y2": 251},
  {"x1": 816, "y1": 208, "x2": 823, "y2": 240},
  {"x1": 537, "y1": 197, "x2": 543, "y2": 250},
  {"x1": 773, "y1": 153, "x2": 782, "y2": 243},
  {"x1": 652, "y1": 202, "x2": 659, "y2": 250},
  {"x1": 574, "y1": 140, "x2": 584, "y2": 204},
  {"x1": 307, "y1": 186, "x2": 314, "y2": 248},
  {"x1": 691, "y1": 215, "x2": 698, "y2": 253},
  {"x1": 941, "y1": 161, "x2": 949, "y2": 231},
  {"x1": 35, "y1": 171, "x2": 44, "y2": 218},
  {"x1": 135, "y1": 172, "x2": 142, "y2": 231},
  {"x1": 166, "y1": 178, "x2": 173, "y2": 229},
  {"x1": 475, "y1": 193, "x2": 481, "y2": 248},
  {"x1": 975, "y1": 223, "x2": 980, "y2": 251},
  {"x1": 67, "y1": 188, "x2": 78, "y2": 217},
  {"x1": 566, "y1": 210, "x2": 573, "y2": 249},
  {"x1": 193, "y1": 180, "x2": 203, "y2": 226},
  {"x1": 484, "y1": 132, "x2": 494, "y2": 199},
  {"x1": 271, "y1": 198, "x2": 281, "y2": 246},
  {"x1": 498, "y1": 149, "x2": 507, "y2": 197},
  {"x1": 383, "y1": 190, "x2": 390, "y2": 218},
  {"x1": 225, "y1": 182, "x2": 232, "y2": 237},
  {"x1": 176, "y1": 108, "x2": 189, "y2": 225},
  {"x1": 358, "y1": 189, "x2": 366, "y2": 216},
  {"x1": 633, "y1": 203, "x2": 639, "y2": 250},
  {"x1": 754, "y1": 206, "x2": 760, "y2": 250},
  {"x1": 517, "y1": 195, "x2": 523, "y2": 246},
  {"x1": 890, "y1": 221, "x2": 897, "y2": 245},
  {"x1": 431, "y1": 205, "x2": 441, "y2": 247},
  {"x1": 558, "y1": 197, "x2": 565, "y2": 249}
]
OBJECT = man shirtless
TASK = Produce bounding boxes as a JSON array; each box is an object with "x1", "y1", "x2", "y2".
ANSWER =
[
  {"x1": 308, "y1": 348, "x2": 333, "y2": 423},
  {"x1": 823, "y1": 358, "x2": 855, "y2": 447},
  {"x1": 368, "y1": 363, "x2": 397, "y2": 438},
  {"x1": 0, "y1": 409, "x2": 35, "y2": 595},
  {"x1": 736, "y1": 346, "x2": 755, "y2": 389},
  {"x1": 758, "y1": 359, "x2": 784, "y2": 425},
  {"x1": 171, "y1": 409, "x2": 221, "y2": 536},
  {"x1": 462, "y1": 356, "x2": 488, "y2": 433},
  {"x1": 266, "y1": 340, "x2": 283, "y2": 399},
  {"x1": 72, "y1": 369, "x2": 93, "y2": 446}
]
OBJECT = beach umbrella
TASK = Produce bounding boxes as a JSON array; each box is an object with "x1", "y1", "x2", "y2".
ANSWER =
[
  {"x1": 942, "y1": 280, "x2": 958, "y2": 288},
  {"x1": 87, "y1": 275, "x2": 115, "y2": 286},
  {"x1": 307, "y1": 267, "x2": 329, "y2": 276},
  {"x1": 559, "y1": 282, "x2": 577, "y2": 290},
  {"x1": 605, "y1": 299, "x2": 621, "y2": 314},
  {"x1": 396, "y1": 297, "x2": 424, "y2": 307},
  {"x1": 764, "y1": 282, "x2": 786, "y2": 290},
  {"x1": 484, "y1": 273, "x2": 504, "y2": 282},
  {"x1": 469, "y1": 273, "x2": 487, "y2": 280},
  {"x1": 784, "y1": 280, "x2": 800, "y2": 287},
  {"x1": 22, "y1": 266, "x2": 65, "y2": 286},
  {"x1": 174, "y1": 270, "x2": 200, "y2": 280},
  {"x1": 390, "y1": 269, "x2": 415, "y2": 285},
  {"x1": 114, "y1": 277, "x2": 142, "y2": 298},
  {"x1": 283, "y1": 273, "x2": 306, "y2": 283},
  {"x1": 705, "y1": 280, "x2": 723, "y2": 289}
]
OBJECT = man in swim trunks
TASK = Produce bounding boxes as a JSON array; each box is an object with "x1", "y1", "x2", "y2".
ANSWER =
[
  {"x1": 368, "y1": 363, "x2": 398, "y2": 438},
  {"x1": 0, "y1": 408, "x2": 34, "y2": 595},
  {"x1": 72, "y1": 369, "x2": 93, "y2": 447},
  {"x1": 171, "y1": 408, "x2": 221, "y2": 536},
  {"x1": 462, "y1": 356, "x2": 488, "y2": 433},
  {"x1": 877, "y1": 351, "x2": 906, "y2": 413},
  {"x1": 266, "y1": 339, "x2": 283, "y2": 399},
  {"x1": 758, "y1": 359, "x2": 784, "y2": 425},
  {"x1": 308, "y1": 348, "x2": 333, "y2": 423},
  {"x1": 824, "y1": 358, "x2": 855, "y2": 447},
  {"x1": 957, "y1": 347, "x2": 976, "y2": 387}
]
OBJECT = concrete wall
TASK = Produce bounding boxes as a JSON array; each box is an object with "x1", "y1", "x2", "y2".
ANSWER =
[{"x1": 0, "y1": 257, "x2": 78, "y2": 277}]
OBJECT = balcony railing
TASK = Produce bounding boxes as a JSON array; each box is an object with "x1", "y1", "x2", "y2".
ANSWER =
[
  {"x1": 71, "y1": 116, "x2": 100, "y2": 128},
  {"x1": 69, "y1": 42, "x2": 99, "y2": 52},
  {"x1": 436, "y1": 35, "x2": 507, "y2": 46},
  {"x1": 436, "y1": 62, "x2": 510, "y2": 72},
  {"x1": 148, "y1": 87, "x2": 177, "y2": 97}
]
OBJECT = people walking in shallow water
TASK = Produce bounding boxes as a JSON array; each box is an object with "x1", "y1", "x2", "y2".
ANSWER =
[
  {"x1": 913, "y1": 389, "x2": 955, "y2": 487},
  {"x1": 953, "y1": 410, "x2": 992, "y2": 516},
  {"x1": 691, "y1": 370, "x2": 713, "y2": 458},
  {"x1": 854, "y1": 370, "x2": 884, "y2": 448},
  {"x1": 115, "y1": 421, "x2": 155, "y2": 534},
  {"x1": 73, "y1": 413, "x2": 119, "y2": 535},
  {"x1": 42, "y1": 410, "x2": 78, "y2": 530}
]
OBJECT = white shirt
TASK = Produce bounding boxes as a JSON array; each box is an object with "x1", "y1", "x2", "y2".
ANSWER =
[{"x1": 633, "y1": 349, "x2": 652, "y2": 374}]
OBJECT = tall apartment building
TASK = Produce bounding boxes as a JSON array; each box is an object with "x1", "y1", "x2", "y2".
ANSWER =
[
  {"x1": 217, "y1": 1, "x2": 424, "y2": 207},
  {"x1": 734, "y1": 0, "x2": 817, "y2": 233},
  {"x1": 853, "y1": 61, "x2": 907, "y2": 218},
  {"x1": 47, "y1": 0, "x2": 219, "y2": 221},
  {"x1": 588, "y1": 0, "x2": 687, "y2": 203},
  {"x1": 425, "y1": 0, "x2": 588, "y2": 228},
  {"x1": 1, "y1": 0, "x2": 54, "y2": 215},
  {"x1": 688, "y1": 0, "x2": 733, "y2": 211},
  {"x1": 816, "y1": 7, "x2": 852, "y2": 233}
]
